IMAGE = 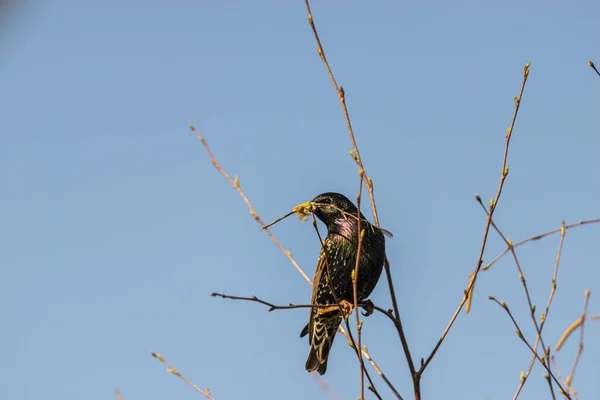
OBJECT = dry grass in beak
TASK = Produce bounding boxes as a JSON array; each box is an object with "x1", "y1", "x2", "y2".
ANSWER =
[
  {"x1": 293, "y1": 201, "x2": 314, "y2": 222},
  {"x1": 262, "y1": 201, "x2": 315, "y2": 230}
]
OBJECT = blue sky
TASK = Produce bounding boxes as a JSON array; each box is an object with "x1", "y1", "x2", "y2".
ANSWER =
[{"x1": 2, "y1": 1, "x2": 599, "y2": 399}]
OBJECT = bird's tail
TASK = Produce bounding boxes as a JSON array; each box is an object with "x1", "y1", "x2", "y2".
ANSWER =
[{"x1": 304, "y1": 312, "x2": 342, "y2": 375}]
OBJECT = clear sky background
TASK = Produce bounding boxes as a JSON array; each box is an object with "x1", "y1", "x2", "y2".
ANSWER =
[{"x1": 1, "y1": 1, "x2": 599, "y2": 399}]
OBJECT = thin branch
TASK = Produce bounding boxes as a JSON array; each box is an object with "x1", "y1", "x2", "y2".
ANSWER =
[
  {"x1": 115, "y1": 389, "x2": 124, "y2": 400},
  {"x1": 589, "y1": 61, "x2": 600, "y2": 77},
  {"x1": 553, "y1": 311, "x2": 600, "y2": 400},
  {"x1": 190, "y1": 125, "x2": 311, "y2": 285},
  {"x1": 482, "y1": 219, "x2": 600, "y2": 271},
  {"x1": 476, "y1": 198, "x2": 556, "y2": 396},
  {"x1": 465, "y1": 63, "x2": 530, "y2": 314},
  {"x1": 419, "y1": 62, "x2": 531, "y2": 378},
  {"x1": 212, "y1": 292, "x2": 402, "y2": 332},
  {"x1": 514, "y1": 220, "x2": 566, "y2": 399},
  {"x1": 213, "y1": 298, "x2": 401, "y2": 398},
  {"x1": 303, "y1": 3, "x2": 415, "y2": 396},
  {"x1": 363, "y1": 346, "x2": 404, "y2": 400},
  {"x1": 150, "y1": 351, "x2": 215, "y2": 400},
  {"x1": 212, "y1": 292, "x2": 327, "y2": 311},
  {"x1": 353, "y1": 174, "x2": 367, "y2": 400},
  {"x1": 488, "y1": 298, "x2": 570, "y2": 399},
  {"x1": 212, "y1": 293, "x2": 402, "y2": 399},
  {"x1": 303, "y1": 0, "x2": 378, "y2": 226},
  {"x1": 384, "y1": 257, "x2": 416, "y2": 378}
]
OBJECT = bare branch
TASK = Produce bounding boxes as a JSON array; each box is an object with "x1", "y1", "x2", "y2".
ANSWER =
[
  {"x1": 475, "y1": 198, "x2": 557, "y2": 396},
  {"x1": 483, "y1": 219, "x2": 600, "y2": 272},
  {"x1": 514, "y1": 220, "x2": 567, "y2": 399},
  {"x1": 353, "y1": 174, "x2": 367, "y2": 399},
  {"x1": 303, "y1": 0, "x2": 379, "y2": 225},
  {"x1": 589, "y1": 61, "x2": 600, "y2": 77},
  {"x1": 190, "y1": 125, "x2": 312, "y2": 284},
  {"x1": 363, "y1": 346, "x2": 404, "y2": 400},
  {"x1": 150, "y1": 351, "x2": 215, "y2": 400},
  {"x1": 303, "y1": 3, "x2": 416, "y2": 395},
  {"x1": 488, "y1": 298, "x2": 570, "y2": 399},
  {"x1": 419, "y1": 62, "x2": 531, "y2": 378}
]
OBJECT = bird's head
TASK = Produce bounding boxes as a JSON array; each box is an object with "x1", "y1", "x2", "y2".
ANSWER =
[{"x1": 294, "y1": 192, "x2": 363, "y2": 228}]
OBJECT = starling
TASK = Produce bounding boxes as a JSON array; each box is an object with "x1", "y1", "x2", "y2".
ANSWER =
[{"x1": 298, "y1": 192, "x2": 387, "y2": 375}]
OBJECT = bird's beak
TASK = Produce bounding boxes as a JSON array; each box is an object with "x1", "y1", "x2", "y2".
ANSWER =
[{"x1": 293, "y1": 201, "x2": 315, "y2": 222}]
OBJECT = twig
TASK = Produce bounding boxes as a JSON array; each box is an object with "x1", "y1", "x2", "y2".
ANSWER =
[
  {"x1": 303, "y1": 3, "x2": 416, "y2": 396},
  {"x1": 589, "y1": 61, "x2": 600, "y2": 77},
  {"x1": 353, "y1": 174, "x2": 366, "y2": 400},
  {"x1": 303, "y1": 0, "x2": 378, "y2": 226},
  {"x1": 190, "y1": 125, "x2": 311, "y2": 285},
  {"x1": 115, "y1": 389, "x2": 124, "y2": 400},
  {"x1": 475, "y1": 198, "x2": 556, "y2": 396},
  {"x1": 363, "y1": 346, "x2": 404, "y2": 400},
  {"x1": 482, "y1": 219, "x2": 600, "y2": 271},
  {"x1": 212, "y1": 292, "x2": 402, "y2": 332},
  {"x1": 383, "y1": 256, "x2": 416, "y2": 376},
  {"x1": 465, "y1": 63, "x2": 530, "y2": 313},
  {"x1": 488, "y1": 298, "x2": 570, "y2": 399},
  {"x1": 419, "y1": 62, "x2": 531, "y2": 378},
  {"x1": 150, "y1": 351, "x2": 215, "y2": 400},
  {"x1": 513, "y1": 220, "x2": 566, "y2": 399},
  {"x1": 212, "y1": 292, "x2": 328, "y2": 311}
]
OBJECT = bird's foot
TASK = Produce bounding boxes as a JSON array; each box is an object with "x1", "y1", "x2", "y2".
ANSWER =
[
  {"x1": 339, "y1": 299, "x2": 354, "y2": 316},
  {"x1": 361, "y1": 299, "x2": 375, "y2": 317}
]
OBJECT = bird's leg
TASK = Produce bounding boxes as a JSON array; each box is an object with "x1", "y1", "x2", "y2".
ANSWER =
[
  {"x1": 318, "y1": 299, "x2": 354, "y2": 316},
  {"x1": 319, "y1": 305, "x2": 339, "y2": 315},
  {"x1": 360, "y1": 299, "x2": 375, "y2": 317}
]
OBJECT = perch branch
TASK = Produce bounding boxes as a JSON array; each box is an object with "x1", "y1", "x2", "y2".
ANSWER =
[{"x1": 303, "y1": 3, "x2": 416, "y2": 395}]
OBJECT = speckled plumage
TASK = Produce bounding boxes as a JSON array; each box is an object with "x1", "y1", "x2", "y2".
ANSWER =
[{"x1": 300, "y1": 192, "x2": 386, "y2": 375}]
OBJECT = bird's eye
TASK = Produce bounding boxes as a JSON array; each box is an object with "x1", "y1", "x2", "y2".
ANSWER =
[{"x1": 319, "y1": 197, "x2": 332, "y2": 205}]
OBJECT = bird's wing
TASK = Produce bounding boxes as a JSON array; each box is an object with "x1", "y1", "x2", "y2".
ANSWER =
[
  {"x1": 310, "y1": 245, "x2": 327, "y2": 306},
  {"x1": 304, "y1": 236, "x2": 353, "y2": 338},
  {"x1": 300, "y1": 246, "x2": 327, "y2": 339}
]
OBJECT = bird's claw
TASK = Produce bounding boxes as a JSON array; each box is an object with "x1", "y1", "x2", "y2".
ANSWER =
[
  {"x1": 339, "y1": 299, "x2": 354, "y2": 316},
  {"x1": 361, "y1": 299, "x2": 375, "y2": 317}
]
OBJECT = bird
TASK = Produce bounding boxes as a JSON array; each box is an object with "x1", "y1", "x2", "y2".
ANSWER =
[{"x1": 298, "y1": 192, "x2": 387, "y2": 375}]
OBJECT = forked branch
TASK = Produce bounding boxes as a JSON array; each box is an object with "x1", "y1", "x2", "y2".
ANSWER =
[{"x1": 419, "y1": 62, "x2": 531, "y2": 379}]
